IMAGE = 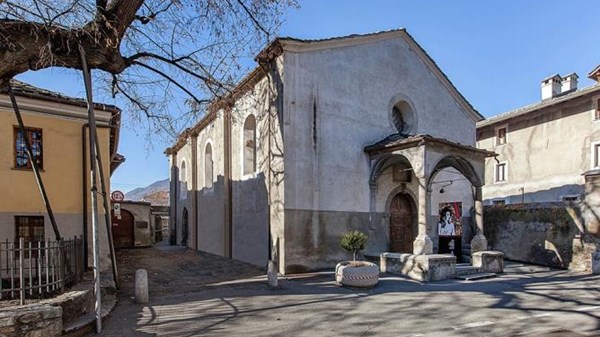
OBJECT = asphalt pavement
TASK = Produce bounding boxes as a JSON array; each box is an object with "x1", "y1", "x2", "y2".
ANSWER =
[{"x1": 94, "y1": 243, "x2": 600, "y2": 337}]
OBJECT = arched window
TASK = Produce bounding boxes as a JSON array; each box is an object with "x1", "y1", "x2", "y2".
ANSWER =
[
  {"x1": 179, "y1": 160, "x2": 187, "y2": 199},
  {"x1": 205, "y1": 143, "x2": 213, "y2": 188},
  {"x1": 243, "y1": 115, "x2": 256, "y2": 175}
]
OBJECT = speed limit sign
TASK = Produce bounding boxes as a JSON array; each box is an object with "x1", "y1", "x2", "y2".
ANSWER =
[{"x1": 111, "y1": 190, "x2": 125, "y2": 202}]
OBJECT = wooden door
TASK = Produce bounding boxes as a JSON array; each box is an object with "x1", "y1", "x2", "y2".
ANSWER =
[
  {"x1": 112, "y1": 209, "x2": 134, "y2": 249},
  {"x1": 389, "y1": 193, "x2": 414, "y2": 253}
]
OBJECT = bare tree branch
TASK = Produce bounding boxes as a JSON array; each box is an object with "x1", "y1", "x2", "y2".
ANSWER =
[{"x1": 0, "y1": 0, "x2": 298, "y2": 137}]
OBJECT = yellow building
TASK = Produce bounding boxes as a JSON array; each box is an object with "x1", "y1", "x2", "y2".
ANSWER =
[{"x1": 0, "y1": 80, "x2": 123, "y2": 270}]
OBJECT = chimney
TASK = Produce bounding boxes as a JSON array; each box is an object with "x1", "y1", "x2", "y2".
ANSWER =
[
  {"x1": 561, "y1": 73, "x2": 578, "y2": 93},
  {"x1": 541, "y1": 74, "x2": 562, "y2": 100}
]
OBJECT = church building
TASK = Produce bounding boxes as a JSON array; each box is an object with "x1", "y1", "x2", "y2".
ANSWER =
[{"x1": 166, "y1": 29, "x2": 494, "y2": 274}]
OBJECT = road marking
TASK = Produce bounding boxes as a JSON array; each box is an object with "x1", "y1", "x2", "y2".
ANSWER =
[
  {"x1": 516, "y1": 313, "x2": 552, "y2": 320},
  {"x1": 452, "y1": 321, "x2": 495, "y2": 330},
  {"x1": 396, "y1": 334, "x2": 424, "y2": 337},
  {"x1": 575, "y1": 305, "x2": 600, "y2": 312}
]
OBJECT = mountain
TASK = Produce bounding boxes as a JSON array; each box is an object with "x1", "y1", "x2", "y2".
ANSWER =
[{"x1": 125, "y1": 179, "x2": 170, "y2": 205}]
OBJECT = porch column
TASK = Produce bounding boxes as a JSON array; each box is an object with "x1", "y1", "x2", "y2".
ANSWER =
[
  {"x1": 413, "y1": 177, "x2": 433, "y2": 254},
  {"x1": 471, "y1": 186, "x2": 488, "y2": 254}
]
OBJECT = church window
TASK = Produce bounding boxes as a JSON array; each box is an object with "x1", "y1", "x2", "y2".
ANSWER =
[
  {"x1": 205, "y1": 143, "x2": 213, "y2": 188},
  {"x1": 243, "y1": 115, "x2": 256, "y2": 175}
]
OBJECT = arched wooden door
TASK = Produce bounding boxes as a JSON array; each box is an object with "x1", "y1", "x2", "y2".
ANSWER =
[
  {"x1": 389, "y1": 193, "x2": 414, "y2": 253},
  {"x1": 112, "y1": 209, "x2": 134, "y2": 249}
]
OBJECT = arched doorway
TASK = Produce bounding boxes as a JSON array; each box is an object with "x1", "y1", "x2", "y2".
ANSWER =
[
  {"x1": 181, "y1": 208, "x2": 189, "y2": 246},
  {"x1": 389, "y1": 193, "x2": 414, "y2": 253},
  {"x1": 112, "y1": 209, "x2": 134, "y2": 249}
]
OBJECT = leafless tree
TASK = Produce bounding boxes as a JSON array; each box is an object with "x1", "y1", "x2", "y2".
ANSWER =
[{"x1": 0, "y1": 0, "x2": 297, "y2": 136}]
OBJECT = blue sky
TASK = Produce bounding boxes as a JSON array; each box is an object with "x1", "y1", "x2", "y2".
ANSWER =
[{"x1": 16, "y1": 1, "x2": 600, "y2": 192}]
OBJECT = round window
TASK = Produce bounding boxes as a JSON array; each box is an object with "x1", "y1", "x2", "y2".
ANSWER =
[{"x1": 390, "y1": 100, "x2": 415, "y2": 135}]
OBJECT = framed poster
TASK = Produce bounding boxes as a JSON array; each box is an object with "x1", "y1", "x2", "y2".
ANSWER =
[{"x1": 437, "y1": 202, "x2": 462, "y2": 237}]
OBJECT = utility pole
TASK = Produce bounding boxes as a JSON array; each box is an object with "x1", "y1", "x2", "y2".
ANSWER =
[{"x1": 79, "y1": 45, "x2": 102, "y2": 334}]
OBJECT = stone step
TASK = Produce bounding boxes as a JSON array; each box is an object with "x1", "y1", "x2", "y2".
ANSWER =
[
  {"x1": 456, "y1": 272, "x2": 497, "y2": 281},
  {"x1": 455, "y1": 265, "x2": 480, "y2": 276}
]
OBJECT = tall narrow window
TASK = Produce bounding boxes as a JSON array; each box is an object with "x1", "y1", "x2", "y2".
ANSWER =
[
  {"x1": 593, "y1": 143, "x2": 600, "y2": 168},
  {"x1": 14, "y1": 127, "x2": 43, "y2": 169},
  {"x1": 495, "y1": 162, "x2": 507, "y2": 183},
  {"x1": 496, "y1": 127, "x2": 507, "y2": 145},
  {"x1": 205, "y1": 143, "x2": 213, "y2": 188},
  {"x1": 243, "y1": 115, "x2": 256, "y2": 175},
  {"x1": 179, "y1": 160, "x2": 187, "y2": 200},
  {"x1": 596, "y1": 98, "x2": 600, "y2": 120}
]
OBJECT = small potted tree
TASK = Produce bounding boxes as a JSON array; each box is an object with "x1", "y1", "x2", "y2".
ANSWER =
[{"x1": 335, "y1": 230, "x2": 379, "y2": 287}]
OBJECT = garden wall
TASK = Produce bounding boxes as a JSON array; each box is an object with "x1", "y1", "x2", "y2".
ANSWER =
[{"x1": 484, "y1": 203, "x2": 599, "y2": 272}]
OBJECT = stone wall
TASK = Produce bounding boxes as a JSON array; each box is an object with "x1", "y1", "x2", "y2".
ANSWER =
[
  {"x1": 0, "y1": 304, "x2": 62, "y2": 337},
  {"x1": 484, "y1": 203, "x2": 599, "y2": 272}
]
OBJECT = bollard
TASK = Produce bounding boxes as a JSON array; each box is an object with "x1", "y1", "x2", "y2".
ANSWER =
[
  {"x1": 135, "y1": 269, "x2": 149, "y2": 303},
  {"x1": 267, "y1": 260, "x2": 278, "y2": 288}
]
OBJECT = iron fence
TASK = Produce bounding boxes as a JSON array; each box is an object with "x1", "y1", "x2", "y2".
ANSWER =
[{"x1": 0, "y1": 237, "x2": 83, "y2": 305}]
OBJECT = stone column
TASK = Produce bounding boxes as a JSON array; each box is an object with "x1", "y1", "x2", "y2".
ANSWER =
[
  {"x1": 471, "y1": 186, "x2": 488, "y2": 254},
  {"x1": 413, "y1": 177, "x2": 433, "y2": 254}
]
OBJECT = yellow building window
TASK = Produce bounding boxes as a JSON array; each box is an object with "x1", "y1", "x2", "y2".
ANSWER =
[{"x1": 14, "y1": 127, "x2": 43, "y2": 170}]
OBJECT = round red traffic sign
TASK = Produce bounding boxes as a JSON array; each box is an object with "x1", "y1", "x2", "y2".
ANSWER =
[{"x1": 111, "y1": 190, "x2": 125, "y2": 202}]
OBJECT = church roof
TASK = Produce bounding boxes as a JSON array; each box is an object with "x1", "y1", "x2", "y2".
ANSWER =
[
  {"x1": 167, "y1": 29, "x2": 484, "y2": 154},
  {"x1": 257, "y1": 29, "x2": 483, "y2": 122}
]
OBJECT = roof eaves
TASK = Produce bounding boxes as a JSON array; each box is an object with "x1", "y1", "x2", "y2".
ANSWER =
[
  {"x1": 5, "y1": 79, "x2": 120, "y2": 113},
  {"x1": 477, "y1": 83, "x2": 600, "y2": 128}
]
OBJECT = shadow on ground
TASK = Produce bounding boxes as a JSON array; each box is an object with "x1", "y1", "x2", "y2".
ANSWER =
[{"x1": 95, "y1": 242, "x2": 600, "y2": 337}]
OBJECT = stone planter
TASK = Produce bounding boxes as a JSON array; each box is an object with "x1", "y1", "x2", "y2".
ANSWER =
[{"x1": 335, "y1": 261, "x2": 379, "y2": 288}]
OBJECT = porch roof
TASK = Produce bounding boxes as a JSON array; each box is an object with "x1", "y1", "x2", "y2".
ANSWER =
[{"x1": 364, "y1": 134, "x2": 496, "y2": 157}]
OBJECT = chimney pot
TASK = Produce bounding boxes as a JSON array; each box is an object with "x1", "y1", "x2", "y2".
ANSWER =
[
  {"x1": 541, "y1": 74, "x2": 562, "y2": 100},
  {"x1": 561, "y1": 73, "x2": 578, "y2": 93}
]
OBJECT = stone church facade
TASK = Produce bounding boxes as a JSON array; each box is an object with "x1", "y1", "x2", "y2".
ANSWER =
[{"x1": 166, "y1": 29, "x2": 494, "y2": 274}]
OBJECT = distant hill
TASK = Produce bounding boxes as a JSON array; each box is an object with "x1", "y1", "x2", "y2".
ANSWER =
[{"x1": 125, "y1": 179, "x2": 169, "y2": 206}]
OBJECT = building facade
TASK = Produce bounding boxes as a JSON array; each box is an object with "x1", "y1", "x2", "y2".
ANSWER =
[
  {"x1": 477, "y1": 72, "x2": 600, "y2": 205},
  {"x1": 0, "y1": 80, "x2": 123, "y2": 270},
  {"x1": 167, "y1": 29, "x2": 493, "y2": 273},
  {"x1": 477, "y1": 68, "x2": 600, "y2": 272}
]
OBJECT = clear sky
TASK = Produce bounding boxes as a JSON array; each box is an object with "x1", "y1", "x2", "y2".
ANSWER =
[{"x1": 16, "y1": 1, "x2": 600, "y2": 193}]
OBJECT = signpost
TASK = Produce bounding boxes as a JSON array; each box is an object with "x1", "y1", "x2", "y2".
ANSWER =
[{"x1": 111, "y1": 190, "x2": 125, "y2": 202}]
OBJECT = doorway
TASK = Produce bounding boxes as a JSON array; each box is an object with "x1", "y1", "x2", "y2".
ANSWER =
[
  {"x1": 389, "y1": 193, "x2": 414, "y2": 253},
  {"x1": 112, "y1": 209, "x2": 134, "y2": 249}
]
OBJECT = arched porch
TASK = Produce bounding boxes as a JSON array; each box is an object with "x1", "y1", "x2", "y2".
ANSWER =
[{"x1": 365, "y1": 134, "x2": 495, "y2": 256}]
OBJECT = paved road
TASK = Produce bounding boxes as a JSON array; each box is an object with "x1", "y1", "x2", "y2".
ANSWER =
[{"x1": 95, "y1": 244, "x2": 600, "y2": 337}]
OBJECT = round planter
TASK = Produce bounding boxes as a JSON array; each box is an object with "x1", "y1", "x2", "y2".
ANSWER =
[{"x1": 335, "y1": 261, "x2": 379, "y2": 288}]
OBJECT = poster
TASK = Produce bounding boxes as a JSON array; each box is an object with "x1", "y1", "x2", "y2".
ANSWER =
[{"x1": 437, "y1": 202, "x2": 462, "y2": 237}]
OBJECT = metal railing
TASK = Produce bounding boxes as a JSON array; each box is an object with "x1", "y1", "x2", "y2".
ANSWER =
[{"x1": 0, "y1": 237, "x2": 83, "y2": 305}]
